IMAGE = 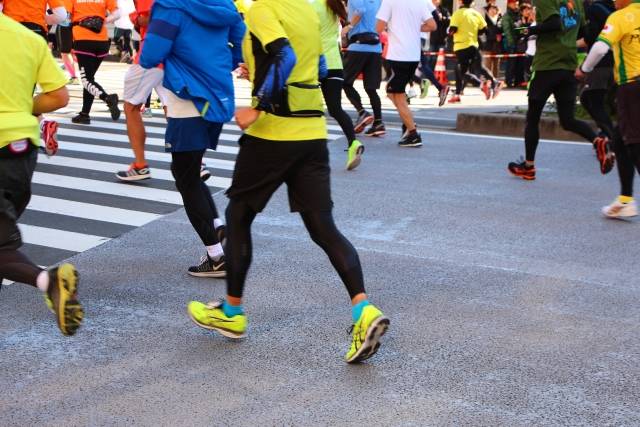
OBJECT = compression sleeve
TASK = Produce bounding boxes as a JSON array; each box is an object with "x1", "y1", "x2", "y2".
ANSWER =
[
  {"x1": 319, "y1": 55, "x2": 328, "y2": 80},
  {"x1": 528, "y1": 15, "x2": 562, "y2": 35},
  {"x1": 255, "y1": 38, "x2": 297, "y2": 111},
  {"x1": 105, "y1": 8, "x2": 122, "y2": 24},
  {"x1": 580, "y1": 40, "x2": 610, "y2": 72}
]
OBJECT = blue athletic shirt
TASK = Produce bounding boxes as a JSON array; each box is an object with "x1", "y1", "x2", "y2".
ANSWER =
[{"x1": 347, "y1": 0, "x2": 382, "y2": 54}]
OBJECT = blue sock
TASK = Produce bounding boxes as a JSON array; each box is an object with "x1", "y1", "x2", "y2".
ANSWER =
[
  {"x1": 352, "y1": 300, "x2": 370, "y2": 323},
  {"x1": 222, "y1": 300, "x2": 243, "y2": 317}
]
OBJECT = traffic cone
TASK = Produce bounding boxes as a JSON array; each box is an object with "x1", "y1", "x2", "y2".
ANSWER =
[{"x1": 434, "y1": 48, "x2": 448, "y2": 87}]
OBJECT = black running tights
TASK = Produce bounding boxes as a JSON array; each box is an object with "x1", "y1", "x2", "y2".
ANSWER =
[
  {"x1": 455, "y1": 46, "x2": 495, "y2": 95},
  {"x1": 580, "y1": 89, "x2": 614, "y2": 139},
  {"x1": 74, "y1": 41, "x2": 110, "y2": 115},
  {"x1": 321, "y1": 70, "x2": 357, "y2": 147},
  {"x1": 344, "y1": 84, "x2": 382, "y2": 121},
  {"x1": 525, "y1": 95, "x2": 596, "y2": 162},
  {"x1": 0, "y1": 250, "x2": 40, "y2": 289},
  {"x1": 225, "y1": 200, "x2": 365, "y2": 299},
  {"x1": 171, "y1": 150, "x2": 220, "y2": 246},
  {"x1": 613, "y1": 135, "x2": 640, "y2": 197}
]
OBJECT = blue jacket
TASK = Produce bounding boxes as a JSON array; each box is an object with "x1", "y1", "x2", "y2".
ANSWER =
[{"x1": 140, "y1": 0, "x2": 245, "y2": 123}]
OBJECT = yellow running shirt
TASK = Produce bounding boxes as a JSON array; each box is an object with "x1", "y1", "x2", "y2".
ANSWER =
[
  {"x1": 242, "y1": 0, "x2": 327, "y2": 142},
  {"x1": 597, "y1": 2, "x2": 640, "y2": 85},
  {"x1": 450, "y1": 7, "x2": 487, "y2": 51},
  {"x1": 0, "y1": 13, "x2": 67, "y2": 148}
]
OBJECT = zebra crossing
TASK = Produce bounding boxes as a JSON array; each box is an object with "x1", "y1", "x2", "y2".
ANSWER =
[{"x1": 18, "y1": 109, "x2": 345, "y2": 269}]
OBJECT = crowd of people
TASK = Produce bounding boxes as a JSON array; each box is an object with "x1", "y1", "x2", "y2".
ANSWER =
[{"x1": 0, "y1": 0, "x2": 639, "y2": 366}]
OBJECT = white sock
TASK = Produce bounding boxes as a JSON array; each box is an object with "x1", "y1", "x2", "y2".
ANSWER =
[
  {"x1": 206, "y1": 243, "x2": 224, "y2": 260},
  {"x1": 213, "y1": 218, "x2": 224, "y2": 229},
  {"x1": 36, "y1": 270, "x2": 50, "y2": 292}
]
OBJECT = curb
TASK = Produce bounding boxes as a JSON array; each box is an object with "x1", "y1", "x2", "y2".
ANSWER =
[{"x1": 456, "y1": 113, "x2": 597, "y2": 142}]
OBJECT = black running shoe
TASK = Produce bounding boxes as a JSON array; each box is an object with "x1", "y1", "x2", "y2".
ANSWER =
[
  {"x1": 354, "y1": 111, "x2": 374, "y2": 134},
  {"x1": 105, "y1": 94, "x2": 121, "y2": 121},
  {"x1": 401, "y1": 123, "x2": 418, "y2": 138},
  {"x1": 364, "y1": 122, "x2": 386, "y2": 137},
  {"x1": 116, "y1": 163, "x2": 151, "y2": 181},
  {"x1": 71, "y1": 113, "x2": 90, "y2": 125},
  {"x1": 188, "y1": 254, "x2": 226, "y2": 278},
  {"x1": 507, "y1": 157, "x2": 536, "y2": 180},
  {"x1": 438, "y1": 85, "x2": 450, "y2": 107},
  {"x1": 200, "y1": 163, "x2": 211, "y2": 182},
  {"x1": 398, "y1": 131, "x2": 423, "y2": 147}
]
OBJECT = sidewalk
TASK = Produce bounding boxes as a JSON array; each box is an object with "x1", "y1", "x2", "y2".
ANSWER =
[{"x1": 2, "y1": 127, "x2": 638, "y2": 425}]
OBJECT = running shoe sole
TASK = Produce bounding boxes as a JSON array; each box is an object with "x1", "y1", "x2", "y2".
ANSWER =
[
  {"x1": 187, "y1": 310, "x2": 246, "y2": 339},
  {"x1": 42, "y1": 121, "x2": 59, "y2": 156},
  {"x1": 399, "y1": 141, "x2": 423, "y2": 148},
  {"x1": 115, "y1": 173, "x2": 151, "y2": 182},
  {"x1": 49, "y1": 264, "x2": 84, "y2": 336},
  {"x1": 595, "y1": 138, "x2": 615, "y2": 174},
  {"x1": 439, "y1": 86, "x2": 450, "y2": 107},
  {"x1": 346, "y1": 316, "x2": 390, "y2": 363},
  {"x1": 347, "y1": 145, "x2": 365, "y2": 171},
  {"x1": 508, "y1": 167, "x2": 536, "y2": 180},
  {"x1": 200, "y1": 169, "x2": 211, "y2": 182},
  {"x1": 354, "y1": 115, "x2": 374, "y2": 134},
  {"x1": 364, "y1": 130, "x2": 386, "y2": 137},
  {"x1": 187, "y1": 270, "x2": 226, "y2": 278},
  {"x1": 602, "y1": 205, "x2": 638, "y2": 218}
]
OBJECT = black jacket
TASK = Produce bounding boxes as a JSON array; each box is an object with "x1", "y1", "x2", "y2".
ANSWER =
[{"x1": 430, "y1": 6, "x2": 451, "y2": 47}]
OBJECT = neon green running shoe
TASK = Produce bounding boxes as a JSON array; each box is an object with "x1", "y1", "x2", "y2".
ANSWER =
[
  {"x1": 345, "y1": 304, "x2": 389, "y2": 363},
  {"x1": 346, "y1": 140, "x2": 364, "y2": 171},
  {"x1": 44, "y1": 263, "x2": 84, "y2": 336},
  {"x1": 187, "y1": 300, "x2": 247, "y2": 339}
]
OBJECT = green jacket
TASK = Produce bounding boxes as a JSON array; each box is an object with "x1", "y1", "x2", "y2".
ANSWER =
[{"x1": 502, "y1": 9, "x2": 519, "y2": 48}]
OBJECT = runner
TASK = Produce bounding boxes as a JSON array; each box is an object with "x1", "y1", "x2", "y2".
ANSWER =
[
  {"x1": 342, "y1": 0, "x2": 386, "y2": 137},
  {"x1": 0, "y1": 7, "x2": 84, "y2": 336},
  {"x1": 70, "y1": 0, "x2": 122, "y2": 124},
  {"x1": 186, "y1": 0, "x2": 390, "y2": 364},
  {"x1": 56, "y1": 0, "x2": 79, "y2": 84},
  {"x1": 448, "y1": 0, "x2": 502, "y2": 103},
  {"x1": 139, "y1": 0, "x2": 244, "y2": 277},
  {"x1": 312, "y1": 0, "x2": 364, "y2": 171},
  {"x1": 579, "y1": 0, "x2": 616, "y2": 142},
  {"x1": 576, "y1": 0, "x2": 640, "y2": 217},
  {"x1": 507, "y1": 0, "x2": 614, "y2": 180}
]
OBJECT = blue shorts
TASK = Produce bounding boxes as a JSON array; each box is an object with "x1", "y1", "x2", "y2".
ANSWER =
[{"x1": 165, "y1": 117, "x2": 223, "y2": 152}]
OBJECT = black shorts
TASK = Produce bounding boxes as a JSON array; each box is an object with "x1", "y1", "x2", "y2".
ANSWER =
[
  {"x1": 386, "y1": 60, "x2": 419, "y2": 93},
  {"x1": 343, "y1": 51, "x2": 382, "y2": 91},
  {"x1": 582, "y1": 67, "x2": 614, "y2": 93},
  {"x1": 528, "y1": 69, "x2": 577, "y2": 102},
  {"x1": 617, "y1": 81, "x2": 640, "y2": 146},
  {"x1": 20, "y1": 22, "x2": 47, "y2": 41},
  {"x1": 0, "y1": 144, "x2": 37, "y2": 251},
  {"x1": 226, "y1": 135, "x2": 333, "y2": 213},
  {"x1": 56, "y1": 25, "x2": 73, "y2": 54}
]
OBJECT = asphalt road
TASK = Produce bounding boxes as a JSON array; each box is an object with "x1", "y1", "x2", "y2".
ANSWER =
[{"x1": 1, "y1": 128, "x2": 638, "y2": 426}]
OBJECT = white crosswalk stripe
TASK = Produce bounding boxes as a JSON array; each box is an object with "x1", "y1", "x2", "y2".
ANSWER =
[{"x1": 16, "y1": 100, "x2": 346, "y2": 270}]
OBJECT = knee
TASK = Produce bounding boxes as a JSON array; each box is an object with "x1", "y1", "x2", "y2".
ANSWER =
[{"x1": 124, "y1": 102, "x2": 140, "y2": 115}]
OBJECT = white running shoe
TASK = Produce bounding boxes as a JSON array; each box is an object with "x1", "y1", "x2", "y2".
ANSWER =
[
  {"x1": 406, "y1": 86, "x2": 419, "y2": 99},
  {"x1": 602, "y1": 200, "x2": 638, "y2": 218}
]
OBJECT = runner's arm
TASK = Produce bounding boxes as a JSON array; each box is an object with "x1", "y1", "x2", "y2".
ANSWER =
[
  {"x1": 526, "y1": 15, "x2": 561, "y2": 35},
  {"x1": 45, "y1": 7, "x2": 67, "y2": 25},
  {"x1": 254, "y1": 38, "x2": 297, "y2": 111},
  {"x1": 33, "y1": 87, "x2": 69, "y2": 116},
  {"x1": 139, "y1": 6, "x2": 183, "y2": 68},
  {"x1": 579, "y1": 40, "x2": 609, "y2": 72},
  {"x1": 105, "y1": 9, "x2": 122, "y2": 24}
]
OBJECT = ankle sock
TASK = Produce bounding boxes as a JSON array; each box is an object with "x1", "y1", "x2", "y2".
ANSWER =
[
  {"x1": 36, "y1": 270, "x2": 49, "y2": 292},
  {"x1": 133, "y1": 162, "x2": 147, "y2": 169},
  {"x1": 222, "y1": 300, "x2": 243, "y2": 317},
  {"x1": 352, "y1": 299, "x2": 370, "y2": 322},
  {"x1": 619, "y1": 195, "x2": 634, "y2": 204},
  {"x1": 206, "y1": 243, "x2": 224, "y2": 260}
]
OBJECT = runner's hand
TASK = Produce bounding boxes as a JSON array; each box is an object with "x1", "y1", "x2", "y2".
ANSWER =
[
  {"x1": 235, "y1": 63, "x2": 249, "y2": 80},
  {"x1": 574, "y1": 67, "x2": 586, "y2": 81},
  {"x1": 235, "y1": 107, "x2": 260, "y2": 130}
]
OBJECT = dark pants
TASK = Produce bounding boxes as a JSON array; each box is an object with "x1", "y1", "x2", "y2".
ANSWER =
[
  {"x1": 524, "y1": 69, "x2": 597, "y2": 161},
  {"x1": 614, "y1": 81, "x2": 640, "y2": 196},
  {"x1": 454, "y1": 46, "x2": 495, "y2": 95},
  {"x1": 170, "y1": 150, "x2": 220, "y2": 247},
  {"x1": 113, "y1": 28, "x2": 132, "y2": 55},
  {"x1": 321, "y1": 69, "x2": 357, "y2": 146},
  {"x1": 225, "y1": 137, "x2": 365, "y2": 299},
  {"x1": 73, "y1": 40, "x2": 111, "y2": 115},
  {"x1": 0, "y1": 146, "x2": 41, "y2": 288},
  {"x1": 505, "y1": 48, "x2": 525, "y2": 86},
  {"x1": 343, "y1": 51, "x2": 383, "y2": 121}
]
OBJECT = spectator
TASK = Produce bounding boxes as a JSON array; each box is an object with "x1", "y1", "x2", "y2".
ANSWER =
[
  {"x1": 502, "y1": 0, "x2": 523, "y2": 87},
  {"x1": 482, "y1": 4, "x2": 503, "y2": 77},
  {"x1": 429, "y1": 0, "x2": 451, "y2": 68}
]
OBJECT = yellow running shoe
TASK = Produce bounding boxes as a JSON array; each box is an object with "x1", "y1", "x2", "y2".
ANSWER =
[
  {"x1": 345, "y1": 304, "x2": 389, "y2": 363},
  {"x1": 44, "y1": 263, "x2": 84, "y2": 336},
  {"x1": 187, "y1": 300, "x2": 247, "y2": 339},
  {"x1": 346, "y1": 140, "x2": 364, "y2": 171}
]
